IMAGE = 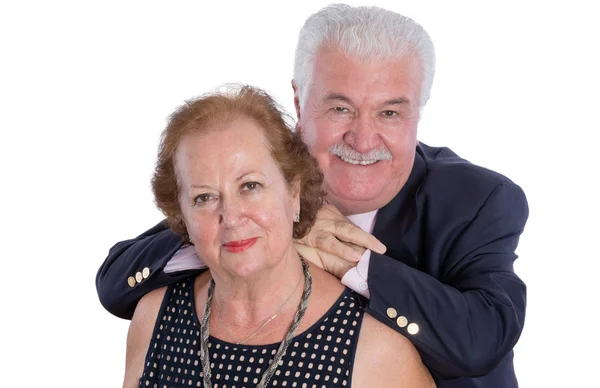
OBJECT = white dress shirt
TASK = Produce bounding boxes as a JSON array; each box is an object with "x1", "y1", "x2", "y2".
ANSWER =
[{"x1": 341, "y1": 210, "x2": 378, "y2": 298}]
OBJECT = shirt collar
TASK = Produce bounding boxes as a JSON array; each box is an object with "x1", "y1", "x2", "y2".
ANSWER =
[{"x1": 347, "y1": 209, "x2": 378, "y2": 233}]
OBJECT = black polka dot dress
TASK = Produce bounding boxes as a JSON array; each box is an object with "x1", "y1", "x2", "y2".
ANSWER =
[{"x1": 139, "y1": 277, "x2": 365, "y2": 387}]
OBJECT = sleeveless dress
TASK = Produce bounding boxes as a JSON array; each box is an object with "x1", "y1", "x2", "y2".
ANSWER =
[{"x1": 139, "y1": 276, "x2": 365, "y2": 387}]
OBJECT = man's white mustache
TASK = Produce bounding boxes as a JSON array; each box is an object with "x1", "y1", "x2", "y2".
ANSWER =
[{"x1": 328, "y1": 144, "x2": 392, "y2": 162}]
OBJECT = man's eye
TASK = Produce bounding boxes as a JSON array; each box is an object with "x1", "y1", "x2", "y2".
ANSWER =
[
  {"x1": 332, "y1": 106, "x2": 349, "y2": 113},
  {"x1": 381, "y1": 110, "x2": 398, "y2": 117},
  {"x1": 243, "y1": 182, "x2": 260, "y2": 191},
  {"x1": 195, "y1": 194, "x2": 213, "y2": 204}
]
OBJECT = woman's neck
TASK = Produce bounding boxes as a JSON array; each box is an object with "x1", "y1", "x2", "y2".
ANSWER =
[{"x1": 210, "y1": 251, "x2": 305, "y2": 328}]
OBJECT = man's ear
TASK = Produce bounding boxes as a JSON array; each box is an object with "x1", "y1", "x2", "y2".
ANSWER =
[{"x1": 292, "y1": 80, "x2": 301, "y2": 122}]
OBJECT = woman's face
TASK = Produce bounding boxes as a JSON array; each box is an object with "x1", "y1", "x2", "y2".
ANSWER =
[{"x1": 176, "y1": 118, "x2": 300, "y2": 279}]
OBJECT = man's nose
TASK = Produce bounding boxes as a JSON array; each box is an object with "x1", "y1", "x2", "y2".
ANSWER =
[{"x1": 342, "y1": 114, "x2": 381, "y2": 153}]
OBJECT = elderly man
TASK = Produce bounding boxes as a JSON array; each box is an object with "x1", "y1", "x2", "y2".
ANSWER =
[{"x1": 98, "y1": 4, "x2": 528, "y2": 387}]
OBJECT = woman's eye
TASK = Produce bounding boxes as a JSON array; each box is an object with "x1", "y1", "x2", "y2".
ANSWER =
[
  {"x1": 243, "y1": 181, "x2": 260, "y2": 191},
  {"x1": 195, "y1": 194, "x2": 213, "y2": 204}
]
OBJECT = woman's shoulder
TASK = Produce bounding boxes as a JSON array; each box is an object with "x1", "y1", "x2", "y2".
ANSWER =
[
  {"x1": 134, "y1": 274, "x2": 199, "y2": 333},
  {"x1": 123, "y1": 285, "x2": 170, "y2": 387},
  {"x1": 291, "y1": 262, "x2": 350, "y2": 332},
  {"x1": 130, "y1": 286, "x2": 170, "y2": 340},
  {"x1": 352, "y1": 314, "x2": 436, "y2": 387},
  {"x1": 307, "y1": 261, "x2": 346, "y2": 295},
  {"x1": 138, "y1": 286, "x2": 168, "y2": 310}
]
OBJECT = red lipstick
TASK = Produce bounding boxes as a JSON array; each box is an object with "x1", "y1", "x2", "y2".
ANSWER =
[{"x1": 222, "y1": 237, "x2": 258, "y2": 253}]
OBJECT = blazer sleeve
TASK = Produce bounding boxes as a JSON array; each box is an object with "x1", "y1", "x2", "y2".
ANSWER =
[
  {"x1": 96, "y1": 220, "x2": 192, "y2": 320},
  {"x1": 365, "y1": 182, "x2": 529, "y2": 378}
]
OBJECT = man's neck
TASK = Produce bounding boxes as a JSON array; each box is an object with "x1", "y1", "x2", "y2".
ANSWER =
[{"x1": 347, "y1": 210, "x2": 378, "y2": 233}]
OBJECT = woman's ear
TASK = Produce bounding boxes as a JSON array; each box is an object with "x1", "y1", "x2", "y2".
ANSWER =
[{"x1": 292, "y1": 179, "x2": 301, "y2": 219}]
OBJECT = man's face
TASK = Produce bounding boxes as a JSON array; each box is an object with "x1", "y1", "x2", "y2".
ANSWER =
[{"x1": 296, "y1": 46, "x2": 422, "y2": 215}]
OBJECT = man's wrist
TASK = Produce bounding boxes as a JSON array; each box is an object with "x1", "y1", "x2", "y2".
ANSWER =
[
  {"x1": 341, "y1": 249, "x2": 372, "y2": 298},
  {"x1": 164, "y1": 245, "x2": 206, "y2": 273}
]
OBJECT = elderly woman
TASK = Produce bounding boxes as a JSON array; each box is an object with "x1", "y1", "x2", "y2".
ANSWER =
[{"x1": 122, "y1": 86, "x2": 434, "y2": 387}]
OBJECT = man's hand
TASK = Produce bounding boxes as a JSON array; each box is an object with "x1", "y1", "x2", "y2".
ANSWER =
[
  {"x1": 294, "y1": 242, "x2": 357, "y2": 279},
  {"x1": 295, "y1": 204, "x2": 386, "y2": 279}
]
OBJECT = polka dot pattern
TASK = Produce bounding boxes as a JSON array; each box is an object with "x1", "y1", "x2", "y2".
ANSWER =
[{"x1": 139, "y1": 277, "x2": 364, "y2": 387}]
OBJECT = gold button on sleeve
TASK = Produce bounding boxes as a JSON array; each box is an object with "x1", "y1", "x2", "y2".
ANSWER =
[
  {"x1": 407, "y1": 323, "x2": 419, "y2": 335},
  {"x1": 135, "y1": 272, "x2": 143, "y2": 283},
  {"x1": 396, "y1": 316, "x2": 408, "y2": 328},
  {"x1": 142, "y1": 267, "x2": 151, "y2": 279},
  {"x1": 127, "y1": 276, "x2": 136, "y2": 288},
  {"x1": 386, "y1": 307, "x2": 398, "y2": 319}
]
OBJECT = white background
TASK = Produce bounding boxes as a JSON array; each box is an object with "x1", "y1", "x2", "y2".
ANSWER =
[{"x1": 1, "y1": 0, "x2": 598, "y2": 386}]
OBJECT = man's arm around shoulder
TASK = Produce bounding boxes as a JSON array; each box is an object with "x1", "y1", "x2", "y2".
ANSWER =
[{"x1": 96, "y1": 220, "x2": 186, "y2": 319}]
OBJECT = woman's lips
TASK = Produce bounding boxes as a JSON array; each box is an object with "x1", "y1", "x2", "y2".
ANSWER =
[{"x1": 222, "y1": 237, "x2": 258, "y2": 253}]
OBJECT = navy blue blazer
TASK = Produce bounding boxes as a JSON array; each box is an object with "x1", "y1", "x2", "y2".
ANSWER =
[{"x1": 97, "y1": 143, "x2": 528, "y2": 387}]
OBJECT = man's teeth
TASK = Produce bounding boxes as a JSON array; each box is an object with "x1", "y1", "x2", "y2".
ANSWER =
[{"x1": 339, "y1": 155, "x2": 377, "y2": 165}]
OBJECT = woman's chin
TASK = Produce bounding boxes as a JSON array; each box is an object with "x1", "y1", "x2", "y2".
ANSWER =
[{"x1": 219, "y1": 254, "x2": 269, "y2": 279}]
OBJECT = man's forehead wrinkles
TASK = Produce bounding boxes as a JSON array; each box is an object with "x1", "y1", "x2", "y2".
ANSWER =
[{"x1": 323, "y1": 92, "x2": 353, "y2": 104}]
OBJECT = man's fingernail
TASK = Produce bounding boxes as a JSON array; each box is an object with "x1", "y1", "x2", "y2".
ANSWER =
[{"x1": 377, "y1": 243, "x2": 386, "y2": 253}]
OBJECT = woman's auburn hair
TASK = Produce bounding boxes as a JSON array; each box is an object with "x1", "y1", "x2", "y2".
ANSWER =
[{"x1": 152, "y1": 85, "x2": 325, "y2": 243}]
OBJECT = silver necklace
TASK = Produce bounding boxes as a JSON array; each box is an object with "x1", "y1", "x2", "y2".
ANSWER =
[
  {"x1": 214, "y1": 268, "x2": 303, "y2": 345},
  {"x1": 200, "y1": 258, "x2": 311, "y2": 388}
]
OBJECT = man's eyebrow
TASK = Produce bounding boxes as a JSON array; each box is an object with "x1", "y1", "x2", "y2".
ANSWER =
[
  {"x1": 323, "y1": 93, "x2": 353, "y2": 104},
  {"x1": 324, "y1": 93, "x2": 411, "y2": 107},
  {"x1": 382, "y1": 97, "x2": 410, "y2": 106}
]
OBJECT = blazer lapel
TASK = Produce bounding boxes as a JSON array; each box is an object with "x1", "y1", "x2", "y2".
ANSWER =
[{"x1": 372, "y1": 146, "x2": 427, "y2": 268}]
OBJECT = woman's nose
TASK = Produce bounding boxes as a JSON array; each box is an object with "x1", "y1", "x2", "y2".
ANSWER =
[{"x1": 219, "y1": 196, "x2": 246, "y2": 229}]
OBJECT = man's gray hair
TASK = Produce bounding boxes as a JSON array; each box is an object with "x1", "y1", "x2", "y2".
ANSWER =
[{"x1": 293, "y1": 4, "x2": 436, "y2": 110}]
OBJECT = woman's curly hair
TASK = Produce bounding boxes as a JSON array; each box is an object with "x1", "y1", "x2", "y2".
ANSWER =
[{"x1": 151, "y1": 85, "x2": 325, "y2": 243}]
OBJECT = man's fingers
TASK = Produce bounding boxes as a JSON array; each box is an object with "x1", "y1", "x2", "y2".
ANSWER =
[
  {"x1": 294, "y1": 241, "x2": 356, "y2": 280},
  {"x1": 319, "y1": 250, "x2": 357, "y2": 280},
  {"x1": 331, "y1": 220, "x2": 387, "y2": 254},
  {"x1": 293, "y1": 243, "x2": 324, "y2": 270},
  {"x1": 341, "y1": 239, "x2": 365, "y2": 256},
  {"x1": 316, "y1": 234, "x2": 363, "y2": 262},
  {"x1": 301, "y1": 203, "x2": 387, "y2": 255}
]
